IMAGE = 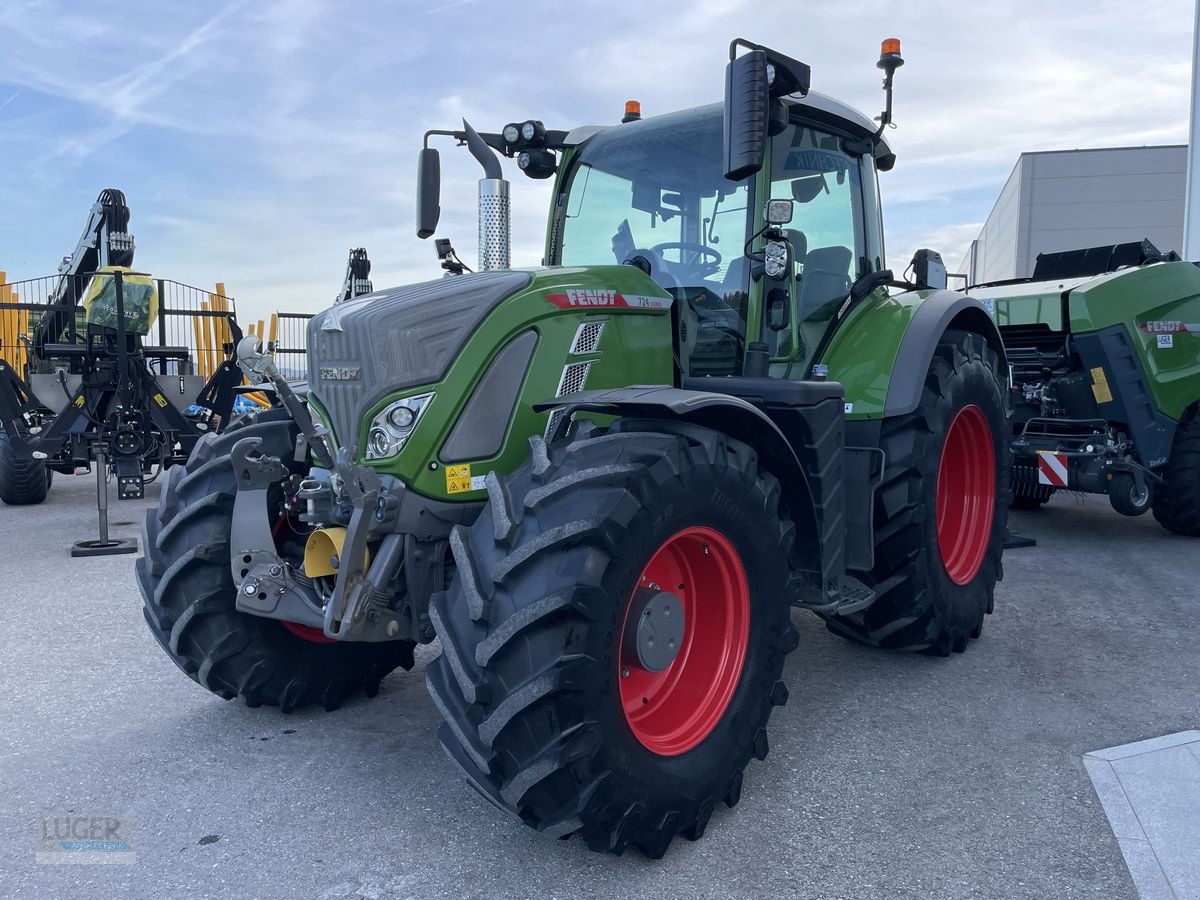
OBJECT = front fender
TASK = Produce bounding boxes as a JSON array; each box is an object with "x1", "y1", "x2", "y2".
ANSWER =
[
  {"x1": 537, "y1": 385, "x2": 844, "y2": 599},
  {"x1": 820, "y1": 288, "x2": 1006, "y2": 419}
]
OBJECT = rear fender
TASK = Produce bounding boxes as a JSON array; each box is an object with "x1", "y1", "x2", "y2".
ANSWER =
[
  {"x1": 821, "y1": 288, "x2": 1006, "y2": 419},
  {"x1": 884, "y1": 290, "x2": 1007, "y2": 417}
]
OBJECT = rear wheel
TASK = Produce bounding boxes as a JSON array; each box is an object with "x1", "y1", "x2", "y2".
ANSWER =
[
  {"x1": 137, "y1": 411, "x2": 415, "y2": 711},
  {"x1": 426, "y1": 420, "x2": 798, "y2": 857},
  {"x1": 1152, "y1": 407, "x2": 1200, "y2": 535},
  {"x1": 823, "y1": 329, "x2": 1008, "y2": 654},
  {"x1": 0, "y1": 429, "x2": 52, "y2": 505}
]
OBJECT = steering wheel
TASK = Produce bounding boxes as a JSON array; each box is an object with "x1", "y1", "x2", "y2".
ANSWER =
[{"x1": 650, "y1": 242, "x2": 722, "y2": 276}]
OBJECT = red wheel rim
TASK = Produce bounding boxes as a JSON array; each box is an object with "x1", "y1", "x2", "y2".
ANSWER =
[
  {"x1": 935, "y1": 404, "x2": 996, "y2": 585},
  {"x1": 280, "y1": 621, "x2": 335, "y2": 644},
  {"x1": 618, "y1": 526, "x2": 749, "y2": 756},
  {"x1": 271, "y1": 513, "x2": 335, "y2": 644}
]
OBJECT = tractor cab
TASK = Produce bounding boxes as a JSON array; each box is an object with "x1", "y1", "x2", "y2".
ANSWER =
[{"x1": 552, "y1": 93, "x2": 890, "y2": 379}]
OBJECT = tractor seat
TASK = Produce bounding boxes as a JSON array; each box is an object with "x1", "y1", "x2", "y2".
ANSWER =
[{"x1": 797, "y1": 245, "x2": 853, "y2": 321}]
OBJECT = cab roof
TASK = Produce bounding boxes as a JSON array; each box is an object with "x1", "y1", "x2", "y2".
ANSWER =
[{"x1": 564, "y1": 92, "x2": 893, "y2": 170}]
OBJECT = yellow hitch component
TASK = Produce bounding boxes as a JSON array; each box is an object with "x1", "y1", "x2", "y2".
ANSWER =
[{"x1": 303, "y1": 527, "x2": 369, "y2": 579}]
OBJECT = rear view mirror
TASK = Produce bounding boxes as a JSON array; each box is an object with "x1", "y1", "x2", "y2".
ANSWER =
[
  {"x1": 791, "y1": 174, "x2": 828, "y2": 204},
  {"x1": 723, "y1": 49, "x2": 769, "y2": 182},
  {"x1": 417, "y1": 148, "x2": 441, "y2": 239}
]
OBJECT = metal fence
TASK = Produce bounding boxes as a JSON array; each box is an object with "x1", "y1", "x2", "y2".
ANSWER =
[
  {"x1": 0, "y1": 271, "x2": 237, "y2": 379},
  {"x1": 273, "y1": 311, "x2": 313, "y2": 380}
]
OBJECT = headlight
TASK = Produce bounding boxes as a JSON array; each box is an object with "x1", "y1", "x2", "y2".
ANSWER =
[
  {"x1": 502, "y1": 123, "x2": 520, "y2": 144},
  {"x1": 364, "y1": 392, "x2": 434, "y2": 460},
  {"x1": 387, "y1": 406, "x2": 415, "y2": 429},
  {"x1": 520, "y1": 120, "x2": 537, "y2": 141}
]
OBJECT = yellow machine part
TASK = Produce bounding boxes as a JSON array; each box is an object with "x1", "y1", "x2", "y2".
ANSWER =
[{"x1": 304, "y1": 527, "x2": 370, "y2": 579}]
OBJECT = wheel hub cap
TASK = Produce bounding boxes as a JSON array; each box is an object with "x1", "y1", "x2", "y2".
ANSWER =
[{"x1": 624, "y1": 588, "x2": 685, "y2": 672}]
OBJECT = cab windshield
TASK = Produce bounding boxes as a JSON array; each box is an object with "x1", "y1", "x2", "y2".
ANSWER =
[{"x1": 557, "y1": 105, "x2": 867, "y2": 377}]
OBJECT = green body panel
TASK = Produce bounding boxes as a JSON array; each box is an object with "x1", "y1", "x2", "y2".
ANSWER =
[
  {"x1": 980, "y1": 261, "x2": 1200, "y2": 421},
  {"x1": 353, "y1": 265, "x2": 673, "y2": 501},
  {"x1": 993, "y1": 288, "x2": 1067, "y2": 329},
  {"x1": 1067, "y1": 262, "x2": 1200, "y2": 420},
  {"x1": 815, "y1": 286, "x2": 931, "y2": 420}
]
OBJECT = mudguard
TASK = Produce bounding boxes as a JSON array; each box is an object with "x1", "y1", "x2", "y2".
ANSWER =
[
  {"x1": 820, "y1": 287, "x2": 1006, "y2": 420},
  {"x1": 537, "y1": 384, "x2": 857, "y2": 603}
]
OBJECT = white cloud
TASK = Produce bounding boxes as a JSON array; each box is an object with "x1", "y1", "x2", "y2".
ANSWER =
[{"x1": 0, "y1": 0, "x2": 1194, "y2": 326}]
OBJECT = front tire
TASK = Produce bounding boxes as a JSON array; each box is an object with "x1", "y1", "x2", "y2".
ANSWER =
[
  {"x1": 426, "y1": 421, "x2": 798, "y2": 857},
  {"x1": 0, "y1": 430, "x2": 51, "y2": 505},
  {"x1": 136, "y1": 412, "x2": 415, "y2": 711},
  {"x1": 1152, "y1": 407, "x2": 1200, "y2": 535},
  {"x1": 823, "y1": 329, "x2": 1008, "y2": 655}
]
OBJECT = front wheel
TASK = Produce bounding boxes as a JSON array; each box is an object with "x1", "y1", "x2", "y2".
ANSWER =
[
  {"x1": 137, "y1": 412, "x2": 415, "y2": 711},
  {"x1": 426, "y1": 420, "x2": 798, "y2": 857},
  {"x1": 823, "y1": 329, "x2": 1008, "y2": 654}
]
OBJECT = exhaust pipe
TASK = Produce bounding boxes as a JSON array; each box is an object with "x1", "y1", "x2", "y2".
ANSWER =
[{"x1": 462, "y1": 119, "x2": 510, "y2": 270}]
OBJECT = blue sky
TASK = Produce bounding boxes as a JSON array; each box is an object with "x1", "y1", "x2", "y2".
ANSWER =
[{"x1": 0, "y1": 0, "x2": 1194, "y2": 324}]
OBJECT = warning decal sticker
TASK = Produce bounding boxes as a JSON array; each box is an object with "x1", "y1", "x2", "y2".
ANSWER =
[
  {"x1": 1090, "y1": 366, "x2": 1113, "y2": 405},
  {"x1": 1037, "y1": 451, "x2": 1069, "y2": 487},
  {"x1": 445, "y1": 464, "x2": 472, "y2": 494}
]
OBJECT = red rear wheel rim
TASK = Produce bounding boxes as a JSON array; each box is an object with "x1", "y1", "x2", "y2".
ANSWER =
[
  {"x1": 935, "y1": 404, "x2": 996, "y2": 585},
  {"x1": 618, "y1": 526, "x2": 749, "y2": 756}
]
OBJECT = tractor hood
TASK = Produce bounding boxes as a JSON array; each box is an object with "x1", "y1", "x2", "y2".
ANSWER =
[{"x1": 307, "y1": 270, "x2": 532, "y2": 448}]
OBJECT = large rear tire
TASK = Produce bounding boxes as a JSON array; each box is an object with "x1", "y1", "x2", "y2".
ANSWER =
[
  {"x1": 426, "y1": 420, "x2": 798, "y2": 857},
  {"x1": 0, "y1": 430, "x2": 51, "y2": 505},
  {"x1": 823, "y1": 329, "x2": 1008, "y2": 654},
  {"x1": 1152, "y1": 407, "x2": 1200, "y2": 536},
  {"x1": 136, "y1": 411, "x2": 415, "y2": 711}
]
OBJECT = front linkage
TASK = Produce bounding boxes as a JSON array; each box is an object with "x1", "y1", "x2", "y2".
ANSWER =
[{"x1": 227, "y1": 337, "x2": 474, "y2": 645}]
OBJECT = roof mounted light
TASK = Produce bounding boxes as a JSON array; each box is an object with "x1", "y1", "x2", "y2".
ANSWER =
[
  {"x1": 622, "y1": 100, "x2": 641, "y2": 123},
  {"x1": 878, "y1": 37, "x2": 904, "y2": 73},
  {"x1": 502, "y1": 123, "x2": 521, "y2": 144}
]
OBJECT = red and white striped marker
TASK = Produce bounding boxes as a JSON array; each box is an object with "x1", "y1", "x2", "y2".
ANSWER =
[{"x1": 1036, "y1": 450, "x2": 1069, "y2": 487}]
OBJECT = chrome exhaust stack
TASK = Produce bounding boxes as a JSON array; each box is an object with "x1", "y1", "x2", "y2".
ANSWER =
[{"x1": 462, "y1": 119, "x2": 511, "y2": 270}]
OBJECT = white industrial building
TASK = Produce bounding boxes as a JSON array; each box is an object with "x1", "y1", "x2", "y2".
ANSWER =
[{"x1": 962, "y1": 145, "x2": 1186, "y2": 285}]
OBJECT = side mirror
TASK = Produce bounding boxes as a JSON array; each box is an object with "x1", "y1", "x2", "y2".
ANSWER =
[
  {"x1": 723, "y1": 42, "x2": 812, "y2": 182},
  {"x1": 417, "y1": 148, "x2": 441, "y2": 239},
  {"x1": 723, "y1": 49, "x2": 769, "y2": 182}
]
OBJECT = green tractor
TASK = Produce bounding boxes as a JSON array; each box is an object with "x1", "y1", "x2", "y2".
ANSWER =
[
  {"x1": 969, "y1": 240, "x2": 1200, "y2": 532},
  {"x1": 138, "y1": 38, "x2": 1010, "y2": 856}
]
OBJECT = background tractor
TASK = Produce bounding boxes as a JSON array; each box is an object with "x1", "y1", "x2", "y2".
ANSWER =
[
  {"x1": 969, "y1": 239, "x2": 1200, "y2": 533},
  {"x1": 138, "y1": 38, "x2": 1010, "y2": 856}
]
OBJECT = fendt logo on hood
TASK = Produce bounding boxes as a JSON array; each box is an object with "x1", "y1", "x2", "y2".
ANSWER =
[
  {"x1": 319, "y1": 366, "x2": 362, "y2": 381},
  {"x1": 544, "y1": 289, "x2": 673, "y2": 310}
]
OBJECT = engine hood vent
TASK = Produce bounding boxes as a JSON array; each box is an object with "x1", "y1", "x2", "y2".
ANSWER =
[{"x1": 307, "y1": 271, "x2": 532, "y2": 449}]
